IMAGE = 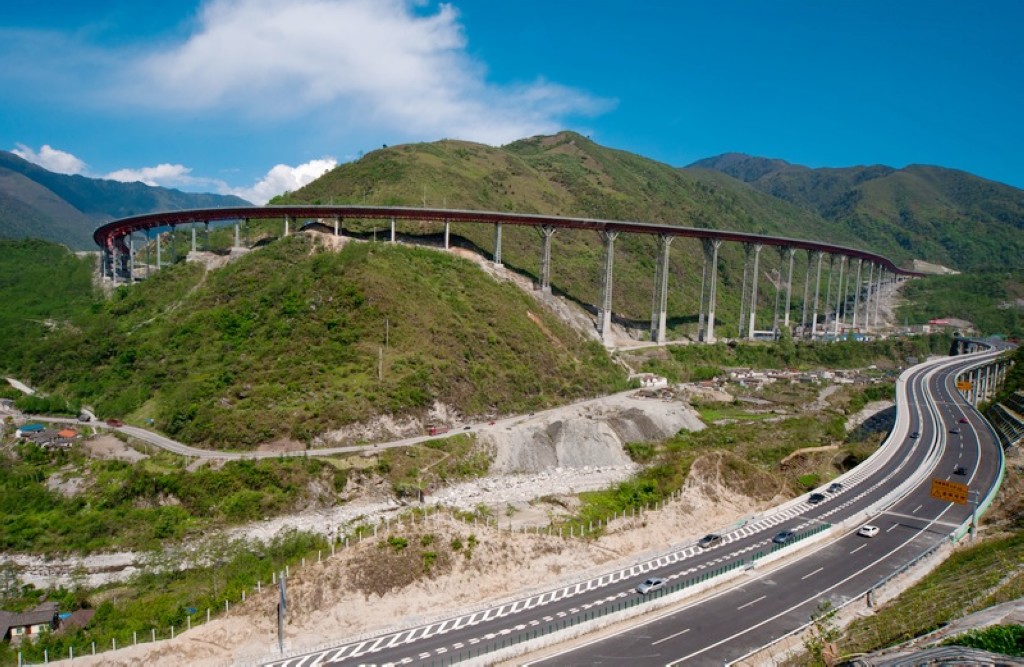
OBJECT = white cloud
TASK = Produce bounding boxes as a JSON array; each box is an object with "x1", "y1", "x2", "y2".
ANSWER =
[
  {"x1": 12, "y1": 144, "x2": 87, "y2": 175},
  {"x1": 229, "y1": 158, "x2": 338, "y2": 204},
  {"x1": 114, "y1": 0, "x2": 612, "y2": 145},
  {"x1": 104, "y1": 163, "x2": 197, "y2": 187}
]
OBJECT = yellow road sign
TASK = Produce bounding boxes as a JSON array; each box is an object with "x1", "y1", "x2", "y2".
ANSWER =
[
  {"x1": 930, "y1": 478, "x2": 968, "y2": 505},
  {"x1": 956, "y1": 381, "x2": 973, "y2": 391}
]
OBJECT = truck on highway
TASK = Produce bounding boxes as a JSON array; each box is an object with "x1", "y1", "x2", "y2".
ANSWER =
[{"x1": 426, "y1": 424, "x2": 449, "y2": 436}]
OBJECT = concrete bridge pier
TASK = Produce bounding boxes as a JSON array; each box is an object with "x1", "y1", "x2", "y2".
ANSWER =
[
  {"x1": 191, "y1": 221, "x2": 197, "y2": 253},
  {"x1": 204, "y1": 221, "x2": 210, "y2": 250},
  {"x1": 833, "y1": 255, "x2": 847, "y2": 338},
  {"x1": 782, "y1": 246, "x2": 796, "y2": 332},
  {"x1": 145, "y1": 230, "x2": 152, "y2": 278},
  {"x1": 746, "y1": 243, "x2": 763, "y2": 340},
  {"x1": 234, "y1": 222, "x2": 241, "y2": 248},
  {"x1": 851, "y1": 258, "x2": 863, "y2": 331},
  {"x1": 823, "y1": 255, "x2": 836, "y2": 336},
  {"x1": 493, "y1": 222, "x2": 502, "y2": 266},
  {"x1": 156, "y1": 232, "x2": 162, "y2": 270},
  {"x1": 390, "y1": 217, "x2": 397, "y2": 243},
  {"x1": 738, "y1": 244, "x2": 753, "y2": 339},
  {"x1": 597, "y1": 230, "x2": 619, "y2": 343},
  {"x1": 700, "y1": 239, "x2": 722, "y2": 343},
  {"x1": 873, "y1": 267, "x2": 884, "y2": 328},
  {"x1": 444, "y1": 219, "x2": 450, "y2": 250},
  {"x1": 810, "y1": 252, "x2": 825, "y2": 339},
  {"x1": 333, "y1": 216, "x2": 340, "y2": 236},
  {"x1": 802, "y1": 250, "x2": 818, "y2": 338},
  {"x1": 284, "y1": 215, "x2": 290, "y2": 236},
  {"x1": 128, "y1": 234, "x2": 135, "y2": 282},
  {"x1": 862, "y1": 262, "x2": 875, "y2": 332},
  {"x1": 649, "y1": 234, "x2": 673, "y2": 344},
  {"x1": 537, "y1": 225, "x2": 556, "y2": 292}
]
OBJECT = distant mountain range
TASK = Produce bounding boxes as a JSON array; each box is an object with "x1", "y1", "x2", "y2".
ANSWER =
[
  {"x1": 5, "y1": 134, "x2": 1023, "y2": 274},
  {"x1": 688, "y1": 153, "x2": 1024, "y2": 271},
  {"x1": 0, "y1": 150, "x2": 250, "y2": 249}
]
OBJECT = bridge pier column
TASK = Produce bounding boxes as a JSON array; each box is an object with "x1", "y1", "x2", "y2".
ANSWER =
[
  {"x1": 156, "y1": 232, "x2": 162, "y2": 269},
  {"x1": 146, "y1": 230, "x2": 152, "y2": 278},
  {"x1": 234, "y1": 223, "x2": 240, "y2": 248},
  {"x1": 284, "y1": 215, "x2": 290, "y2": 237},
  {"x1": 863, "y1": 262, "x2": 875, "y2": 332},
  {"x1": 537, "y1": 225, "x2": 556, "y2": 292},
  {"x1": 493, "y1": 222, "x2": 502, "y2": 266},
  {"x1": 700, "y1": 239, "x2": 722, "y2": 343},
  {"x1": 204, "y1": 221, "x2": 210, "y2": 250},
  {"x1": 390, "y1": 217, "x2": 396, "y2": 243},
  {"x1": 245, "y1": 218, "x2": 250, "y2": 248},
  {"x1": 851, "y1": 259, "x2": 863, "y2": 331},
  {"x1": 128, "y1": 234, "x2": 135, "y2": 282},
  {"x1": 443, "y1": 219, "x2": 450, "y2": 250},
  {"x1": 598, "y1": 230, "x2": 619, "y2": 343},
  {"x1": 191, "y1": 221, "x2": 197, "y2": 253},
  {"x1": 170, "y1": 225, "x2": 177, "y2": 263},
  {"x1": 802, "y1": 251, "x2": 817, "y2": 338},
  {"x1": 782, "y1": 246, "x2": 796, "y2": 332},
  {"x1": 823, "y1": 255, "x2": 836, "y2": 337},
  {"x1": 738, "y1": 244, "x2": 753, "y2": 339},
  {"x1": 873, "y1": 267, "x2": 884, "y2": 328},
  {"x1": 833, "y1": 256, "x2": 847, "y2": 338},
  {"x1": 334, "y1": 216, "x2": 340, "y2": 236},
  {"x1": 810, "y1": 252, "x2": 824, "y2": 339},
  {"x1": 747, "y1": 243, "x2": 763, "y2": 340},
  {"x1": 649, "y1": 234, "x2": 673, "y2": 344}
]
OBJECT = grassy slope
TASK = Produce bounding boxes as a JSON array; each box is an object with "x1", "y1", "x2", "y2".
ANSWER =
[
  {"x1": 275, "y1": 132, "x2": 865, "y2": 336},
  {"x1": 12, "y1": 236, "x2": 625, "y2": 448},
  {"x1": 896, "y1": 271, "x2": 1024, "y2": 337}
]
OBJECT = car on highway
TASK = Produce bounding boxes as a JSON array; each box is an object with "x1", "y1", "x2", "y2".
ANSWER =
[
  {"x1": 106, "y1": 419, "x2": 124, "y2": 427},
  {"x1": 953, "y1": 466, "x2": 967, "y2": 476},
  {"x1": 857, "y1": 525, "x2": 880, "y2": 538},
  {"x1": 827, "y1": 482, "x2": 843, "y2": 493},
  {"x1": 635, "y1": 577, "x2": 665, "y2": 595},
  {"x1": 958, "y1": 417, "x2": 969, "y2": 424},
  {"x1": 808, "y1": 493, "x2": 826, "y2": 504},
  {"x1": 910, "y1": 431, "x2": 920, "y2": 439},
  {"x1": 950, "y1": 427, "x2": 960, "y2": 434},
  {"x1": 698, "y1": 534, "x2": 722, "y2": 549},
  {"x1": 772, "y1": 530, "x2": 796, "y2": 545}
]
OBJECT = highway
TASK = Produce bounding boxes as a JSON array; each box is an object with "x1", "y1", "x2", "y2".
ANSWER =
[{"x1": 261, "y1": 347, "x2": 1006, "y2": 667}]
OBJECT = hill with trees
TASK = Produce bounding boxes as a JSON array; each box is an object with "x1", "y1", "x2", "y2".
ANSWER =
[{"x1": 0, "y1": 150, "x2": 250, "y2": 249}]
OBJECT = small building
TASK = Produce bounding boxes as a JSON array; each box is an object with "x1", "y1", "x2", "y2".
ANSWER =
[
  {"x1": 57, "y1": 428, "x2": 78, "y2": 439},
  {"x1": 14, "y1": 423, "x2": 44, "y2": 439},
  {"x1": 0, "y1": 601, "x2": 58, "y2": 644}
]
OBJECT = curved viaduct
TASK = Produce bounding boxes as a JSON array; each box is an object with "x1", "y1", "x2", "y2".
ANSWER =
[{"x1": 94, "y1": 205, "x2": 918, "y2": 344}]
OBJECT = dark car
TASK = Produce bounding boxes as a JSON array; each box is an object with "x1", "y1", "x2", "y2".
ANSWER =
[
  {"x1": 910, "y1": 431, "x2": 920, "y2": 439},
  {"x1": 950, "y1": 427, "x2": 960, "y2": 434},
  {"x1": 808, "y1": 493, "x2": 826, "y2": 505},
  {"x1": 953, "y1": 466, "x2": 967, "y2": 476},
  {"x1": 106, "y1": 418, "x2": 124, "y2": 427},
  {"x1": 772, "y1": 530, "x2": 796, "y2": 545},
  {"x1": 958, "y1": 417, "x2": 969, "y2": 424},
  {"x1": 698, "y1": 533, "x2": 722, "y2": 549},
  {"x1": 826, "y1": 482, "x2": 843, "y2": 494}
]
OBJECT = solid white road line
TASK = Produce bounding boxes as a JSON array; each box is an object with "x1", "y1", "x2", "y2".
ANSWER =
[
  {"x1": 737, "y1": 595, "x2": 767, "y2": 610},
  {"x1": 653, "y1": 628, "x2": 691, "y2": 646},
  {"x1": 850, "y1": 544, "x2": 867, "y2": 554},
  {"x1": 801, "y1": 567, "x2": 824, "y2": 581}
]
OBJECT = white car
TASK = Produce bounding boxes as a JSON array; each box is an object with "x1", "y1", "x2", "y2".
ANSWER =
[
  {"x1": 636, "y1": 577, "x2": 665, "y2": 595},
  {"x1": 857, "y1": 525, "x2": 880, "y2": 538}
]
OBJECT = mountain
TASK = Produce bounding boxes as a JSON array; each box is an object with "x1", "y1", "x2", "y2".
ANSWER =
[
  {"x1": 689, "y1": 153, "x2": 1024, "y2": 272},
  {"x1": 0, "y1": 150, "x2": 251, "y2": 249},
  {"x1": 274, "y1": 132, "x2": 865, "y2": 329}
]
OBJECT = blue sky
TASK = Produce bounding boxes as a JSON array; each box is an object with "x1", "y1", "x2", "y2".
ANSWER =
[{"x1": 2, "y1": 0, "x2": 1021, "y2": 203}]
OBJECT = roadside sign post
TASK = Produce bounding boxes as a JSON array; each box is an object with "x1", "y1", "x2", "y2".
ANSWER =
[{"x1": 929, "y1": 478, "x2": 977, "y2": 541}]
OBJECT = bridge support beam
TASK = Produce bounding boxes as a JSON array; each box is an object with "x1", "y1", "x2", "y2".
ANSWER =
[
  {"x1": 700, "y1": 239, "x2": 722, "y2": 343},
  {"x1": 833, "y1": 256, "x2": 847, "y2": 338},
  {"x1": 537, "y1": 225, "x2": 556, "y2": 292},
  {"x1": 851, "y1": 258, "x2": 863, "y2": 331},
  {"x1": 649, "y1": 234, "x2": 673, "y2": 344},
  {"x1": 746, "y1": 243, "x2": 763, "y2": 340},
  {"x1": 334, "y1": 216, "x2": 340, "y2": 236},
  {"x1": 493, "y1": 222, "x2": 503, "y2": 266},
  {"x1": 390, "y1": 217, "x2": 396, "y2": 243},
  {"x1": 738, "y1": 244, "x2": 753, "y2": 339},
  {"x1": 444, "y1": 219, "x2": 450, "y2": 250},
  {"x1": 284, "y1": 216, "x2": 290, "y2": 237},
  {"x1": 597, "y1": 230, "x2": 619, "y2": 343},
  {"x1": 782, "y1": 246, "x2": 796, "y2": 332},
  {"x1": 862, "y1": 262, "x2": 875, "y2": 332},
  {"x1": 191, "y1": 221, "x2": 197, "y2": 253}
]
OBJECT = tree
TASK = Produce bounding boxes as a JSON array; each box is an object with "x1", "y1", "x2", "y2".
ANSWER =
[{"x1": 804, "y1": 599, "x2": 842, "y2": 666}]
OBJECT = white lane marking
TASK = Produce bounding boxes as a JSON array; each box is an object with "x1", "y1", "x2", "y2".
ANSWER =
[
  {"x1": 886, "y1": 523, "x2": 899, "y2": 532},
  {"x1": 801, "y1": 567, "x2": 824, "y2": 581},
  {"x1": 652, "y1": 627, "x2": 691, "y2": 646},
  {"x1": 850, "y1": 544, "x2": 867, "y2": 555},
  {"x1": 912, "y1": 504, "x2": 923, "y2": 514},
  {"x1": 737, "y1": 595, "x2": 767, "y2": 610}
]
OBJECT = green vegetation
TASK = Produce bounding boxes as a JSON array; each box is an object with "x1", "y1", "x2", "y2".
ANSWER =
[
  {"x1": 0, "y1": 443, "x2": 349, "y2": 554},
  {"x1": 942, "y1": 625, "x2": 1024, "y2": 656},
  {"x1": 4, "y1": 237, "x2": 626, "y2": 449},
  {"x1": 380, "y1": 434, "x2": 491, "y2": 499},
  {"x1": 0, "y1": 529, "x2": 325, "y2": 666},
  {"x1": 898, "y1": 271, "x2": 1024, "y2": 337}
]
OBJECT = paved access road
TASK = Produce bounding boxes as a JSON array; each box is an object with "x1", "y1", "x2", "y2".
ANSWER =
[{"x1": 261, "y1": 348, "x2": 1005, "y2": 667}]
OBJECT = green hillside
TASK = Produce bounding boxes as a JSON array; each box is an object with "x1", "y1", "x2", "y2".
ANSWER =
[
  {"x1": 691, "y1": 153, "x2": 1024, "y2": 272},
  {"x1": 274, "y1": 132, "x2": 869, "y2": 336},
  {"x1": 5, "y1": 237, "x2": 626, "y2": 448},
  {"x1": 0, "y1": 150, "x2": 251, "y2": 249}
]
